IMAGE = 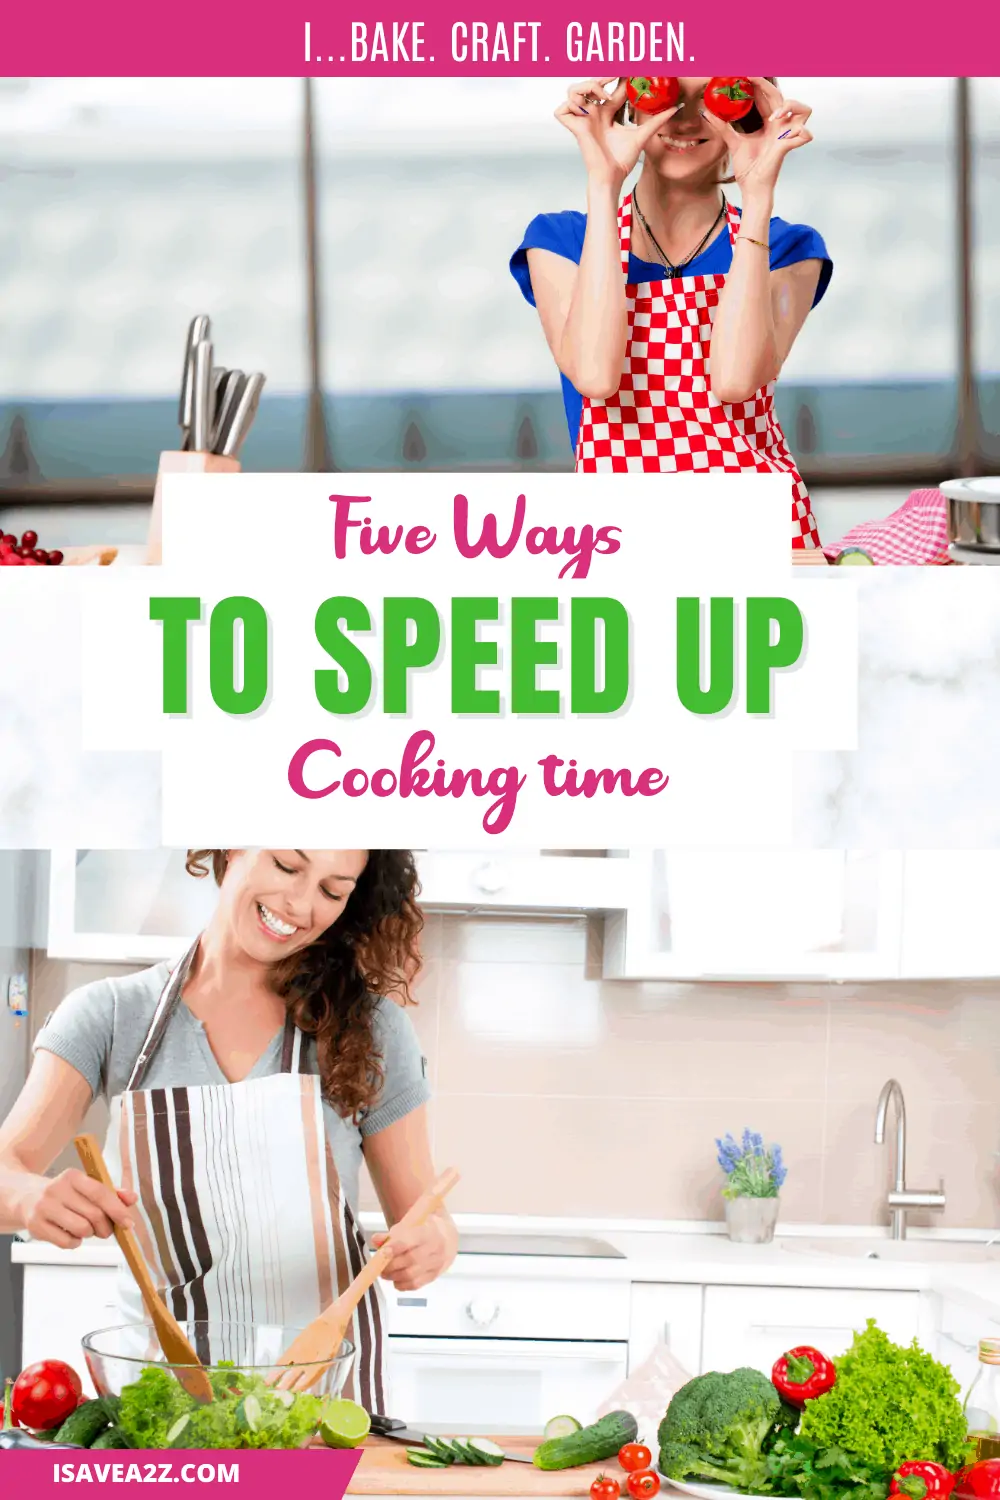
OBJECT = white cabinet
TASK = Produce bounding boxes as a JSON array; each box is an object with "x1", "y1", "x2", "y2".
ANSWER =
[
  {"x1": 628, "y1": 1283, "x2": 704, "y2": 1377},
  {"x1": 47, "y1": 849, "x2": 632, "y2": 963},
  {"x1": 700, "y1": 1285, "x2": 925, "y2": 1375},
  {"x1": 604, "y1": 850, "x2": 905, "y2": 981},
  {"x1": 901, "y1": 852, "x2": 1000, "y2": 978},
  {"x1": 19, "y1": 1260, "x2": 120, "y2": 1396}
]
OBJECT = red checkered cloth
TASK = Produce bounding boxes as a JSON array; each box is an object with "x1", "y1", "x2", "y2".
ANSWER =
[{"x1": 823, "y1": 488, "x2": 952, "y2": 565}]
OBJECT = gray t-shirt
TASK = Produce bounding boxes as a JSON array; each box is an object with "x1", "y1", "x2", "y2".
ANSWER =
[{"x1": 34, "y1": 963, "x2": 431, "y2": 1211}]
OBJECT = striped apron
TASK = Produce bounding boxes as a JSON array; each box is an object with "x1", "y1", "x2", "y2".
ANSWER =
[
  {"x1": 574, "y1": 195, "x2": 821, "y2": 550},
  {"x1": 102, "y1": 938, "x2": 387, "y2": 1412}
]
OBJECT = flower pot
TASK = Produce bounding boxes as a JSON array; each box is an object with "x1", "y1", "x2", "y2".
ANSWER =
[{"x1": 724, "y1": 1195, "x2": 780, "y2": 1245}]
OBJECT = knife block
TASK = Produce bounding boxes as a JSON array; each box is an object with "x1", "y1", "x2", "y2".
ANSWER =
[{"x1": 146, "y1": 450, "x2": 241, "y2": 565}]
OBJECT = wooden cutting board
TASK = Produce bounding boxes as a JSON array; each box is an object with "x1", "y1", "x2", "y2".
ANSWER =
[{"x1": 348, "y1": 1435, "x2": 626, "y2": 1496}]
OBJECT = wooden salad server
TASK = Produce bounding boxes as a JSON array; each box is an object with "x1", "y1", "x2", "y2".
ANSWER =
[
  {"x1": 74, "y1": 1133, "x2": 214, "y2": 1404},
  {"x1": 272, "y1": 1167, "x2": 460, "y2": 1393}
]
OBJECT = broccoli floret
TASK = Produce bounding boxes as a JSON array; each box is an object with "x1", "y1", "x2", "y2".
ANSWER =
[{"x1": 658, "y1": 1368, "x2": 782, "y2": 1491}]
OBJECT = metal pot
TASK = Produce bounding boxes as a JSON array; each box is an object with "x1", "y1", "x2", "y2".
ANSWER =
[{"x1": 942, "y1": 478, "x2": 1000, "y2": 556}]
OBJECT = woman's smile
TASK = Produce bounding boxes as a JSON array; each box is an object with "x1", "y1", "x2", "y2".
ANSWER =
[
  {"x1": 255, "y1": 901, "x2": 299, "y2": 940},
  {"x1": 657, "y1": 135, "x2": 710, "y2": 153}
]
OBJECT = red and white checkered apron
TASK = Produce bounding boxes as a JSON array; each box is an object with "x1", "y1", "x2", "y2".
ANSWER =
[{"x1": 575, "y1": 195, "x2": 821, "y2": 550}]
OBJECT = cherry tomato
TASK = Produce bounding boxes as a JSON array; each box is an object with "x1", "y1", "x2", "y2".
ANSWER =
[
  {"x1": 626, "y1": 77, "x2": 680, "y2": 115},
  {"x1": 11, "y1": 1360, "x2": 82, "y2": 1431},
  {"x1": 591, "y1": 1476, "x2": 621, "y2": 1500},
  {"x1": 619, "y1": 1445, "x2": 653, "y2": 1473},
  {"x1": 703, "y1": 77, "x2": 755, "y2": 122},
  {"x1": 47, "y1": 550, "x2": 65, "y2": 566},
  {"x1": 20, "y1": 530, "x2": 38, "y2": 551},
  {"x1": 1, "y1": 533, "x2": 16, "y2": 546},
  {"x1": 627, "y1": 1473, "x2": 661, "y2": 1500},
  {"x1": 32, "y1": 549, "x2": 48, "y2": 563}
]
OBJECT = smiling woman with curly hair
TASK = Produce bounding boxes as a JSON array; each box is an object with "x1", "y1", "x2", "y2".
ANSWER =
[{"x1": 0, "y1": 848, "x2": 456, "y2": 1412}]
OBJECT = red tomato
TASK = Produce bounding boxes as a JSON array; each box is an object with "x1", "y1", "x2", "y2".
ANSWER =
[
  {"x1": 619, "y1": 1445, "x2": 653, "y2": 1473},
  {"x1": 703, "y1": 77, "x2": 755, "y2": 122},
  {"x1": 20, "y1": 530, "x2": 38, "y2": 551},
  {"x1": 967, "y1": 1461, "x2": 1000, "y2": 1499},
  {"x1": 627, "y1": 1473, "x2": 661, "y2": 1500},
  {"x1": 592, "y1": 1477, "x2": 622, "y2": 1500},
  {"x1": 626, "y1": 77, "x2": 680, "y2": 115},
  {"x1": 11, "y1": 1360, "x2": 82, "y2": 1431}
]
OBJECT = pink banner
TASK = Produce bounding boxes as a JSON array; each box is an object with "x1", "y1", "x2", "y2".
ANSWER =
[
  {"x1": 4, "y1": 0, "x2": 999, "y2": 75},
  {"x1": 1, "y1": 1447, "x2": 362, "y2": 1496}
]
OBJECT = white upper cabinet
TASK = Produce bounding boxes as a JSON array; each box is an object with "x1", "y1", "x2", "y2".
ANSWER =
[
  {"x1": 899, "y1": 851, "x2": 1000, "y2": 978},
  {"x1": 46, "y1": 849, "x2": 632, "y2": 963},
  {"x1": 603, "y1": 849, "x2": 905, "y2": 981}
]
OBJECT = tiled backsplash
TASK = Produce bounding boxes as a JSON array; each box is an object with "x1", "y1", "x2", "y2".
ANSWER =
[{"x1": 27, "y1": 914, "x2": 1000, "y2": 1228}]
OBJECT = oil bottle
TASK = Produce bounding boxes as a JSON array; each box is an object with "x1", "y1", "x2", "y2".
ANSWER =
[{"x1": 965, "y1": 1338, "x2": 1000, "y2": 1461}]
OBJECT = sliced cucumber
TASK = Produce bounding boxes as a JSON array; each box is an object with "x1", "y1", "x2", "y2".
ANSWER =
[
  {"x1": 544, "y1": 1415, "x2": 582, "y2": 1441},
  {"x1": 420, "y1": 1436, "x2": 456, "y2": 1463},
  {"x1": 456, "y1": 1439, "x2": 488, "y2": 1464},
  {"x1": 468, "y1": 1439, "x2": 505, "y2": 1467},
  {"x1": 407, "y1": 1449, "x2": 450, "y2": 1468}
]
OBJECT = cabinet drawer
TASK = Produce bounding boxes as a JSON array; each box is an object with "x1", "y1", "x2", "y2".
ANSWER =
[
  {"x1": 702, "y1": 1285, "x2": 922, "y2": 1374},
  {"x1": 386, "y1": 1275, "x2": 631, "y2": 1340}
]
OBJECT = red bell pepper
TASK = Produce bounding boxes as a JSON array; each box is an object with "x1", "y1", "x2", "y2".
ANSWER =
[
  {"x1": 965, "y1": 1461, "x2": 1000, "y2": 1499},
  {"x1": 771, "y1": 1346, "x2": 836, "y2": 1407},
  {"x1": 891, "y1": 1463, "x2": 956, "y2": 1500}
]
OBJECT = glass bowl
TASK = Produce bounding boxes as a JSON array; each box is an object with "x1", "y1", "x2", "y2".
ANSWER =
[{"x1": 81, "y1": 1322, "x2": 356, "y2": 1449}]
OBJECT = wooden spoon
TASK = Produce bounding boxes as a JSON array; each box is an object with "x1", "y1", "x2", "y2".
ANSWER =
[
  {"x1": 74, "y1": 1133, "x2": 214, "y2": 1404},
  {"x1": 272, "y1": 1167, "x2": 460, "y2": 1392}
]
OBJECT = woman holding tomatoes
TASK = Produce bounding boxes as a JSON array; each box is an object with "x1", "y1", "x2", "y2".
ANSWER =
[{"x1": 510, "y1": 77, "x2": 832, "y2": 548}]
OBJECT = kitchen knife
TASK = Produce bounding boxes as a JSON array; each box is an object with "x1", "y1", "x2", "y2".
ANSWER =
[
  {"x1": 211, "y1": 369, "x2": 245, "y2": 454},
  {"x1": 368, "y1": 1416, "x2": 534, "y2": 1463},
  {"x1": 179, "y1": 314, "x2": 211, "y2": 446},
  {"x1": 219, "y1": 371, "x2": 265, "y2": 458},
  {"x1": 191, "y1": 339, "x2": 214, "y2": 454}
]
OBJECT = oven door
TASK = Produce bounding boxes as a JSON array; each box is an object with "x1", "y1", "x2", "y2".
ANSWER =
[{"x1": 386, "y1": 1337, "x2": 629, "y2": 1432}]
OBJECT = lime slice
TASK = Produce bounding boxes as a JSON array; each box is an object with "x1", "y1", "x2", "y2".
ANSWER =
[
  {"x1": 320, "y1": 1399, "x2": 372, "y2": 1448},
  {"x1": 543, "y1": 1415, "x2": 582, "y2": 1441},
  {"x1": 834, "y1": 547, "x2": 874, "y2": 566}
]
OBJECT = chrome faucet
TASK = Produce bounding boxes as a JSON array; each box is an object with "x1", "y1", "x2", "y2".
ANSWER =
[{"x1": 874, "y1": 1079, "x2": 946, "y2": 1240}]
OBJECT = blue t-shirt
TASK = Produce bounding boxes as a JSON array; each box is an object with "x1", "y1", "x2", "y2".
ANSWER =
[{"x1": 510, "y1": 207, "x2": 832, "y2": 454}]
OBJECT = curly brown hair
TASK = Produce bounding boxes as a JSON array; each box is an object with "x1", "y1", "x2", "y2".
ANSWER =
[{"x1": 185, "y1": 849, "x2": 423, "y2": 1121}]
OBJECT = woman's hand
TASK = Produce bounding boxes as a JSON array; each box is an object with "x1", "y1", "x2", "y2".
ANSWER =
[
  {"x1": 19, "y1": 1169, "x2": 137, "y2": 1250},
  {"x1": 556, "y1": 77, "x2": 680, "y2": 186},
  {"x1": 701, "y1": 78, "x2": 813, "y2": 200},
  {"x1": 371, "y1": 1213, "x2": 458, "y2": 1292}
]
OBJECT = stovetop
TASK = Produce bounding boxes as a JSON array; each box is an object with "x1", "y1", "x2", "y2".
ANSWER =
[{"x1": 456, "y1": 1233, "x2": 625, "y2": 1259}]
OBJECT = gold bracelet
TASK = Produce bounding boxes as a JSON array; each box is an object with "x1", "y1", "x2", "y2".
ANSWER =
[{"x1": 737, "y1": 234, "x2": 769, "y2": 250}]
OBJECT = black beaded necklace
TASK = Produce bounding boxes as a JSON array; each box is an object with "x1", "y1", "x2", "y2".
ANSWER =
[{"x1": 631, "y1": 189, "x2": 727, "y2": 278}]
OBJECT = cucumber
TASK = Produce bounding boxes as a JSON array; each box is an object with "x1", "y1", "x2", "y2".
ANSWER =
[
  {"x1": 533, "y1": 1410, "x2": 638, "y2": 1470},
  {"x1": 406, "y1": 1449, "x2": 450, "y2": 1468},
  {"x1": 468, "y1": 1439, "x2": 505, "y2": 1467},
  {"x1": 544, "y1": 1415, "x2": 582, "y2": 1442},
  {"x1": 420, "y1": 1436, "x2": 455, "y2": 1463},
  {"x1": 54, "y1": 1401, "x2": 111, "y2": 1448},
  {"x1": 90, "y1": 1429, "x2": 130, "y2": 1450},
  {"x1": 451, "y1": 1439, "x2": 484, "y2": 1464}
]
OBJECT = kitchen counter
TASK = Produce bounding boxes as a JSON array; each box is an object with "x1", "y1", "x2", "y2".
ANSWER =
[{"x1": 14, "y1": 1217, "x2": 1000, "y2": 1321}]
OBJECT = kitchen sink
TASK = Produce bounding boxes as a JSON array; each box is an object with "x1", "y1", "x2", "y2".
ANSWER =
[{"x1": 782, "y1": 1238, "x2": 1000, "y2": 1263}]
